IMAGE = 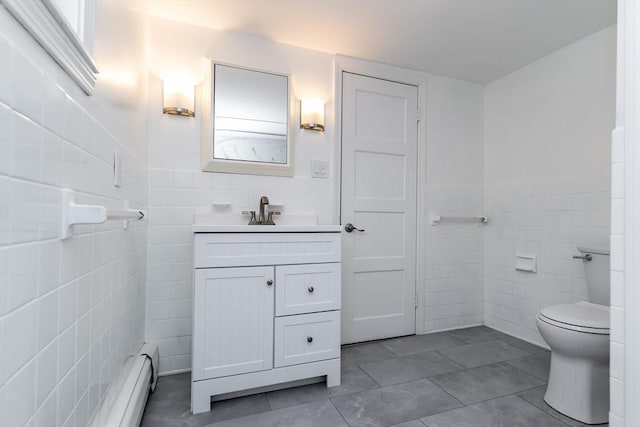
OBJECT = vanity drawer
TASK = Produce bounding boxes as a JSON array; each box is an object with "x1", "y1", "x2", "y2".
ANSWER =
[
  {"x1": 275, "y1": 263, "x2": 341, "y2": 316},
  {"x1": 194, "y1": 233, "x2": 341, "y2": 268},
  {"x1": 274, "y1": 311, "x2": 340, "y2": 368}
]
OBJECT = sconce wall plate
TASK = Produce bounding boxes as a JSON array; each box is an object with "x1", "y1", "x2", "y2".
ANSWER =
[{"x1": 163, "y1": 106, "x2": 195, "y2": 117}]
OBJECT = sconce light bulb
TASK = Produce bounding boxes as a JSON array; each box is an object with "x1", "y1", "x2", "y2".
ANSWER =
[{"x1": 300, "y1": 98, "x2": 325, "y2": 131}]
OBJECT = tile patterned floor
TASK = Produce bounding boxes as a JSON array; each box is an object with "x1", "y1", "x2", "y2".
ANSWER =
[{"x1": 140, "y1": 326, "x2": 609, "y2": 427}]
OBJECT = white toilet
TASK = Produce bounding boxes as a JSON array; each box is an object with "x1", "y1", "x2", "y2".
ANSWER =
[{"x1": 536, "y1": 246, "x2": 610, "y2": 425}]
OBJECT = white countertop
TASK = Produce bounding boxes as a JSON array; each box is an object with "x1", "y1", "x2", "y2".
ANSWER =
[
  {"x1": 192, "y1": 224, "x2": 343, "y2": 233},
  {"x1": 192, "y1": 213, "x2": 342, "y2": 233}
]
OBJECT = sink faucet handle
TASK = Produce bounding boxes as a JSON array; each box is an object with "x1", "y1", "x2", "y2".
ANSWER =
[
  {"x1": 248, "y1": 211, "x2": 258, "y2": 225},
  {"x1": 265, "y1": 212, "x2": 276, "y2": 225}
]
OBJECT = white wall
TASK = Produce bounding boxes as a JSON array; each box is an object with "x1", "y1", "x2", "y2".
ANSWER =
[
  {"x1": 483, "y1": 26, "x2": 616, "y2": 345},
  {"x1": 0, "y1": 2, "x2": 149, "y2": 426},
  {"x1": 144, "y1": 17, "x2": 485, "y2": 374}
]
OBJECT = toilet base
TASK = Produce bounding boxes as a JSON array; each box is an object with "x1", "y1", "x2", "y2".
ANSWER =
[{"x1": 544, "y1": 352, "x2": 609, "y2": 425}]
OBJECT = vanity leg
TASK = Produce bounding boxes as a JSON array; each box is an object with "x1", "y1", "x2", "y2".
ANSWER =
[
  {"x1": 326, "y1": 364, "x2": 341, "y2": 388},
  {"x1": 191, "y1": 386, "x2": 211, "y2": 414}
]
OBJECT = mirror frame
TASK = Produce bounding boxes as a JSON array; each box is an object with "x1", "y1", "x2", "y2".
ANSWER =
[{"x1": 201, "y1": 60, "x2": 295, "y2": 176}]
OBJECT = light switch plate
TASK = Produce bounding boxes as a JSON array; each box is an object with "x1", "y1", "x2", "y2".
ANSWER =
[{"x1": 311, "y1": 160, "x2": 329, "y2": 179}]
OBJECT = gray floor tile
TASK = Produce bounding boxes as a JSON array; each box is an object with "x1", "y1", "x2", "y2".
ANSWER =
[
  {"x1": 266, "y1": 364, "x2": 379, "y2": 409},
  {"x1": 206, "y1": 400, "x2": 348, "y2": 427},
  {"x1": 391, "y1": 420, "x2": 426, "y2": 427},
  {"x1": 497, "y1": 334, "x2": 549, "y2": 354},
  {"x1": 140, "y1": 327, "x2": 604, "y2": 427},
  {"x1": 430, "y1": 362, "x2": 545, "y2": 404},
  {"x1": 359, "y1": 350, "x2": 463, "y2": 386},
  {"x1": 331, "y1": 378, "x2": 463, "y2": 427},
  {"x1": 341, "y1": 341, "x2": 397, "y2": 366},
  {"x1": 444, "y1": 326, "x2": 506, "y2": 343},
  {"x1": 516, "y1": 385, "x2": 586, "y2": 427},
  {"x1": 146, "y1": 372, "x2": 191, "y2": 401},
  {"x1": 437, "y1": 340, "x2": 530, "y2": 368},
  {"x1": 421, "y1": 395, "x2": 568, "y2": 427},
  {"x1": 141, "y1": 374, "x2": 271, "y2": 426},
  {"x1": 381, "y1": 333, "x2": 465, "y2": 357},
  {"x1": 140, "y1": 414, "x2": 191, "y2": 427},
  {"x1": 506, "y1": 352, "x2": 551, "y2": 382},
  {"x1": 446, "y1": 326, "x2": 548, "y2": 354}
]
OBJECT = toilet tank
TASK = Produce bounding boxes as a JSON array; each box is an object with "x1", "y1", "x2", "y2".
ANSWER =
[{"x1": 577, "y1": 246, "x2": 610, "y2": 306}]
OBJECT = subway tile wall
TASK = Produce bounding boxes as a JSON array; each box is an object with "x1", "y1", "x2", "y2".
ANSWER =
[
  {"x1": 146, "y1": 168, "x2": 335, "y2": 374},
  {"x1": 0, "y1": 6, "x2": 148, "y2": 427},
  {"x1": 423, "y1": 184, "x2": 484, "y2": 332},
  {"x1": 484, "y1": 178, "x2": 611, "y2": 345},
  {"x1": 609, "y1": 109, "x2": 625, "y2": 426}
]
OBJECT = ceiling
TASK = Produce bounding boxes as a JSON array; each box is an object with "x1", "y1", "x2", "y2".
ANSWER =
[{"x1": 127, "y1": 0, "x2": 616, "y2": 83}]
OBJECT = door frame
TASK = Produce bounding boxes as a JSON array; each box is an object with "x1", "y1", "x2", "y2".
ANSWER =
[
  {"x1": 618, "y1": 1, "x2": 640, "y2": 425},
  {"x1": 333, "y1": 55, "x2": 428, "y2": 335}
]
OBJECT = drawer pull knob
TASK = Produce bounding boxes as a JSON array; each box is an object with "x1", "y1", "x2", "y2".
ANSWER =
[
  {"x1": 307, "y1": 336, "x2": 313, "y2": 343},
  {"x1": 308, "y1": 286, "x2": 314, "y2": 293},
  {"x1": 266, "y1": 280, "x2": 273, "y2": 286}
]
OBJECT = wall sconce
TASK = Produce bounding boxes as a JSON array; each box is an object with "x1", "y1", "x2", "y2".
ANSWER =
[
  {"x1": 163, "y1": 79, "x2": 195, "y2": 117},
  {"x1": 300, "y1": 99, "x2": 324, "y2": 131}
]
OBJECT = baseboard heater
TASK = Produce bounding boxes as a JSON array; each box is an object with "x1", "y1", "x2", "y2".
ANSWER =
[{"x1": 94, "y1": 343, "x2": 159, "y2": 427}]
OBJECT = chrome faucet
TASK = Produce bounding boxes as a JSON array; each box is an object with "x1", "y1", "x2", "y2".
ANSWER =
[
  {"x1": 258, "y1": 196, "x2": 269, "y2": 224},
  {"x1": 245, "y1": 196, "x2": 276, "y2": 225}
]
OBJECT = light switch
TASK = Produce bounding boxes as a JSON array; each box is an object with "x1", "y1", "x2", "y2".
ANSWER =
[{"x1": 311, "y1": 160, "x2": 329, "y2": 179}]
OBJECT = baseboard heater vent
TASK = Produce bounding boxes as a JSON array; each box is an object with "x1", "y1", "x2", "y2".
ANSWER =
[{"x1": 93, "y1": 343, "x2": 159, "y2": 427}]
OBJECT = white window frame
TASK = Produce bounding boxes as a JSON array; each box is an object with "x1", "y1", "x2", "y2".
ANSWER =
[{"x1": 1, "y1": 0, "x2": 98, "y2": 95}]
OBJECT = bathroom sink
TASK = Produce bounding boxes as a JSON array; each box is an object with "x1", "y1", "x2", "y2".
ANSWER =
[{"x1": 192, "y1": 213, "x2": 341, "y2": 233}]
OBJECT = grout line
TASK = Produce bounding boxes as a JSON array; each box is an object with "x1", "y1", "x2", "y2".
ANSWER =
[
  {"x1": 328, "y1": 398, "x2": 351, "y2": 426},
  {"x1": 353, "y1": 362, "x2": 383, "y2": 388},
  {"x1": 510, "y1": 390, "x2": 580, "y2": 427}
]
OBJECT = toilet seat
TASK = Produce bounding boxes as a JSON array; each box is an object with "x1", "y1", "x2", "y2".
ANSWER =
[{"x1": 538, "y1": 301, "x2": 609, "y2": 335}]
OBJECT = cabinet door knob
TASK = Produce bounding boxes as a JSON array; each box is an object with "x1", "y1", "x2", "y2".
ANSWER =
[
  {"x1": 308, "y1": 286, "x2": 314, "y2": 293},
  {"x1": 266, "y1": 280, "x2": 273, "y2": 286},
  {"x1": 307, "y1": 336, "x2": 313, "y2": 343}
]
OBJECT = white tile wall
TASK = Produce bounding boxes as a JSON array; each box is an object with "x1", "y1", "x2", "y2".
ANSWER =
[
  {"x1": 610, "y1": 125, "x2": 625, "y2": 423},
  {"x1": 423, "y1": 185, "x2": 484, "y2": 331},
  {"x1": 0, "y1": 4, "x2": 148, "y2": 427},
  {"x1": 484, "y1": 180, "x2": 610, "y2": 345}
]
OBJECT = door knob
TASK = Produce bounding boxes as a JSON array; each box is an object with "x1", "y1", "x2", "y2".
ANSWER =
[
  {"x1": 308, "y1": 286, "x2": 314, "y2": 293},
  {"x1": 307, "y1": 336, "x2": 313, "y2": 343},
  {"x1": 266, "y1": 280, "x2": 273, "y2": 286},
  {"x1": 344, "y1": 223, "x2": 365, "y2": 233}
]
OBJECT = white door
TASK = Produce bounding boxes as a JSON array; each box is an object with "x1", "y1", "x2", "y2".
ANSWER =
[
  {"x1": 340, "y1": 72, "x2": 419, "y2": 344},
  {"x1": 192, "y1": 266, "x2": 274, "y2": 380}
]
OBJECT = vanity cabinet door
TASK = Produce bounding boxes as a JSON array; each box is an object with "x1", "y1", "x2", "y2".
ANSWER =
[{"x1": 193, "y1": 266, "x2": 274, "y2": 380}]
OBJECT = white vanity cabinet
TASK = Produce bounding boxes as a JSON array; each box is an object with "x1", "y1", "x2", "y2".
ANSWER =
[{"x1": 191, "y1": 227, "x2": 342, "y2": 414}]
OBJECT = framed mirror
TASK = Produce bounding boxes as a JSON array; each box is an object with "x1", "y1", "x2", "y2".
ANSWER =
[{"x1": 202, "y1": 61, "x2": 294, "y2": 176}]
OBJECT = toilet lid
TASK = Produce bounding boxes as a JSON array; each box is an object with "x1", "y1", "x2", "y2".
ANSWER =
[{"x1": 539, "y1": 302, "x2": 609, "y2": 332}]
